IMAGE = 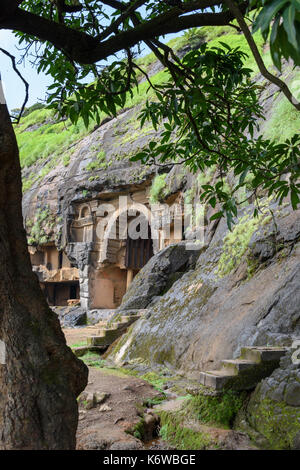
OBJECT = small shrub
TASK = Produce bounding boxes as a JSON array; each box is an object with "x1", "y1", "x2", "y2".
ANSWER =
[{"x1": 149, "y1": 173, "x2": 168, "y2": 203}]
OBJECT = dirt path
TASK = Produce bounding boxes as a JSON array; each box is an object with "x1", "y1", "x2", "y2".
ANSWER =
[{"x1": 76, "y1": 367, "x2": 163, "y2": 450}]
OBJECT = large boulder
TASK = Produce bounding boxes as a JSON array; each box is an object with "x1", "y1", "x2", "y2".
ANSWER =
[
  {"x1": 118, "y1": 242, "x2": 202, "y2": 310},
  {"x1": 54, "y1": 306, "x2": 87, "y2": 328}
]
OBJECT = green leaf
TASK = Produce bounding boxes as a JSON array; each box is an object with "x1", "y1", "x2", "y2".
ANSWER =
[
  {"x1": 283, "y1": 4, "x2": 298, "y2": 48},
  {"x1": 291, "y1": 187, "x2": 300, "y2": 209},
  {"x1": 210, "y1": 211, "x2": 223, "y2": 221},
  {"x1": 226, "y1": 211, "x2": 233, "y2": 231},
  {"x1": 253, "y1": 0, "x2": 288, "y2": 33},
  {"x1": 239, "y1": 168, "x2": 249, "y2": 185}
]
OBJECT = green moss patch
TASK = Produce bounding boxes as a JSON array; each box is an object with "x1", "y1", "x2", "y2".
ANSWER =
[
  {"x1": 188, "y1": 390, "x2": 247, "y2": 429},
  {"x1": 26, "y1": 206, "x2": 56, "y2": 245},
  {"x1": 248, "y1": 397, "x2": 300, "y2": 449},
  {"x1": 149, "y1": 173, "x2": 168, "y2": 203},
  {"x1": 217, "y1": 206, "x2": 272, "y2": 277},
  {"x1": 159, "y1": 409, "x2": 214, "y2": 450},
  {"x1": 263, "y1": 78, "x2": 300, "y2": 143}
]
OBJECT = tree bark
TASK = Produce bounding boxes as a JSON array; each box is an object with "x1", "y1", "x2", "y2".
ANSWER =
[{"x1": 0, "y1": 91, "x2": 88, "y2": 449}]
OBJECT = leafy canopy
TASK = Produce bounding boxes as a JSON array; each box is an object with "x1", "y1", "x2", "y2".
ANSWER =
[{"x1": 132, "y1": 43, "x2": 300, "y2": 227}]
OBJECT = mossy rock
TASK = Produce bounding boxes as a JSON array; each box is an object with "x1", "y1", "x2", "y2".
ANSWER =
[{"x1": 247, "y1": 393, "x2": 300, "y2": 449}]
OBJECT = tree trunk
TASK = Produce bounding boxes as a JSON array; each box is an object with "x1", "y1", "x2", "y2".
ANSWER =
[{"x1": 0, "y1": 92, "x2": 88, "y2": 449}]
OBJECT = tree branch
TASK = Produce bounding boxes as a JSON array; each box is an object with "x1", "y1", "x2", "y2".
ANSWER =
[
  {"x1": 224, "y1": 0, "x2": 300, "y2": 111},
  {"x1": 0, "y1": 48, "x2": 29, "y2": 123},
  {"x1": 0, "y1": 2, "x2": 242, "y2": 64},
  {"x1": 98, "y1": 0, "x2": 147, "y2": 41},
  {"x1": 0, "y1": 0, "x2": 24, "y2": 21}
]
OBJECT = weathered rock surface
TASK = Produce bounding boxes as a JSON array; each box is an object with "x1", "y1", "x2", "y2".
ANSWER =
[
  {"x1": 119, "y1": 242, "x2": 202, "y2": 310},
  {"x1": 244, "y1": 350, "x2": 300, "y2": 449},
  {"x1": 53, "y1": 305, "x2": 87, "y2": 327}
]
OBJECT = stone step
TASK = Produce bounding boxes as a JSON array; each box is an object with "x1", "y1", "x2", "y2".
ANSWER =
[
  {"x1": 90, "y1": 328, "x2": 111, "y2": 338},
  {"x1": 200, "y1": 346, "x2": 288, "y2": 391},
  {"x1": 121, "y1": 314, "x2": 141, "y2": 322},
  {"x1": 72, "y1": 345, "x2": 106, "y2": 357},
  {"x1": 88, "y1": 327, "x2": 124, "y2": 346},
  {"x1": 87, "y1": 313, "x2": 141, "y2": 347},
  {"x1": 199, "y1": 370, "x2": 236, "y2": 391},
  {"x1": 93, "y1": 327, "x2": 120, "y2": 335},
  {"x1": 221, "y1": 359, "x2": 257, "y2": 375},
  {"x1": 240, "y1": 346, "x2": 287, "y2": 363}
]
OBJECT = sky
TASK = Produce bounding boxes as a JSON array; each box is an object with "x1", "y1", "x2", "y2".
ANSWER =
[
  {"x1": 0, "y1": 10, "x2": 183, "y2": 113},
  {"x1": 0, "y1": 30, "x2": 52, "y2": 111}
]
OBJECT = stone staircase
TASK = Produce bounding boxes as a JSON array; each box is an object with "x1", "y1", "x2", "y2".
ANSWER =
[
  {"x1": 72, "y1": 313, "x2": 142, "y2": 357},
  {"x1": 200, "y1": 346, "x2": 288, "y2": 391},
  {"x1": 87, "y1": 314, "x2": 141, "y2": 348}
]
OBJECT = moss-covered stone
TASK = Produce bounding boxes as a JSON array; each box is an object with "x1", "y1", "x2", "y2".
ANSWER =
[
  {"x1": 26, "y1": 206, "x2": 56, "y2": 245},
  {"x1": 247, "y1": 396, "x2": 300, "y2": 449},
  {"x1": 217, "y1": 206, "x2": 273, "y2": 277},
  {"x1": 159, "y1": 409, "x2": 214, "y2": 450},
  {"x1": 187, "y1": 390, "x2": 248, "y2": 428}
]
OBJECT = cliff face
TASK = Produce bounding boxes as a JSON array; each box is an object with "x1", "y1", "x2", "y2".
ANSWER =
[
  {"x1": 21, "y1": 106, "x2": 160, "y2": 247},
  {"x1": 19, "y1": 25, "x2": 300, "y2": 249}
]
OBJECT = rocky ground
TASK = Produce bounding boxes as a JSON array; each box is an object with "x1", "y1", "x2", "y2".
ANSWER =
[{"x1": 76, "y1": 367, "x2": 167, "y2": 450}]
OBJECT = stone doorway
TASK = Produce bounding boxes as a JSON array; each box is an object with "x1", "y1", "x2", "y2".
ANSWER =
[
  {"x1": 42, "y1": 281, "x2": 80, "y2": 306},
  {"x1": 125, "y1": 223, "x2": 153, "y2": 288}
]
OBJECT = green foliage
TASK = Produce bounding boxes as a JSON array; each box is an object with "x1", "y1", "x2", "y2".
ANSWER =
[
  {"x1": 159, "y1": 410, "x2": 213, "y2": 450},
  {"x1": 85, "y1": 150, "x2": 108, "y2": 171},
  {"x1": 263, "y1": 88, "x2": 300, "y2": 142},
  {"x1": 71, "y1": 341, "x2": 87, "y2": 348},
  {"x1": 143, "y1": 394, "x2": 166, "y2": 407},
  {"x1": 252, "y1": 0, "x2": 300, "y2": 69},
  {"x1": 11, "y1": 102, "x2": 46, "y2": 120},
  {"x1": 206, "y1": 31, "x2": 266, "y2": 73},
  {"x1": 26, "y1": 206, "x2": 55, "y2": 245},
  {"x1": 63, "y1": 153, "x2": 71, "y2": 167},
  {"x1": 149, "y1": 173, "x2": 168, "y2": 203},
  {"x1": 80, "y1": 353, "x2": 106, "y2": 368},
  {"x1": 15, "y1": 113, "x2": 86, "y2": 168},
  {"x1": 188, "y1": 391, "x2": 247, "y2": 428},
  {"x1": 15, "y1": 3, "x2": 300, "y2": 226},
  {"x1": 17, "y1": 68, "x2": 167, "y2": 174},
  {"x1": 217, "y1": 206, "x2": 272, "y2": 276},
  {"x1": 127, "y1": 419, "x2": 146, "y2": 441},
  {"x1": 140, "y1": 371, "x2": 169, "y2": 392}
]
